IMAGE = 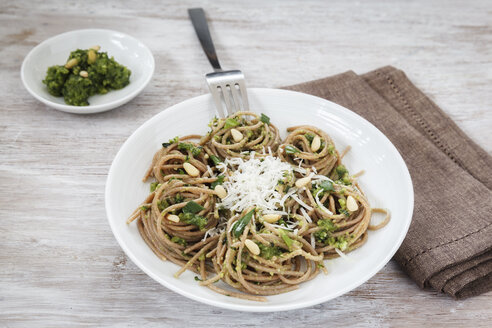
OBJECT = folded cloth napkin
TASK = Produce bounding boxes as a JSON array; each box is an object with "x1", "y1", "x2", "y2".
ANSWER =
[{"x1": 284, "y1": 66, "x2": 492, "y2": 298}]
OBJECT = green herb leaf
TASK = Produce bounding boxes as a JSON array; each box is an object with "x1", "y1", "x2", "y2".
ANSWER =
[
  {"x1": 224, "y1": 118, "x2": 240, "y2": 129},
  {"x1": 260, "y1": 113, "x2": 270, "y2": 124},
  {"x1": 194, "y1": 276, "x2": 202, "y2": 281},
  {"x1": 182, "y1": 201, "x2": 204, "y2": 214},
  {"x1": 319, "y1": 180, "x2": 335, "y2": 192},
  {"x1": 150, "y1": 182, "x2": 160, "y2": 192},
  {"x1": 178, "y1": 142, "x2": 202, "y2": 156},
  {"x1": 179, "y1": 212, "x2": 208, "y2": 230},
  {"x1": 171, "y1": 236, "x2": 187, "y2": 246},
  {"x1": 278, "y1": 229, "x2": 294, "y2": 250},
  {"x1": 162, "y1": 136, "x2": 179, "y2": 147},
  {"x1": 304, "y1": 133, "x2": 314, "y2": 142},
  {"x1": 335, "y1": 165, "x2": 348, "y2": 178},
  {"x1": 285, "y1": 145, "x2": 300, "y2": 155},
  {"x1": 232, "y1": 209, "x2": 255, "y2": 238},
  {"x1": 210, "y1": 155, "x2": 221, "y2": 165},
  {"x1": 211, "y1": 175, "x2": 224, "y2": 189}
]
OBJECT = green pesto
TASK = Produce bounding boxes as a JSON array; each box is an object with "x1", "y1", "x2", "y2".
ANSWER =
[
  {"x1": 171, "y1": 236, "x2": 187, "y2": 246},
  {"x1": 257, "y1": 242, "x2": 284, "y2": 260},
  {"x1": 210, "y1": 175, "x2": 224, "y2": 189},
  {"x1": 43, "y1": 48, "x2": 131, "y2": 106},
  {"x1": 179, "y1": 212, "x2": 208, "y2": 230},
  {"x1": 177, "y1": 142, "x2": 202, "y2": 156}
]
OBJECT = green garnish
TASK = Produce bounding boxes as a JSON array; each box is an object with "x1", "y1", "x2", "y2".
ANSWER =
[
  {"x1": 278, "y1": 229, "x2": 294, "y2": 250},
  {"x1": 211, "y1": 175, "x2": 224, "y2": 189},
  {"x1": 162, "y1": 136, "x2": 179, "y2": 147},
  {"x1": 171, "y1": 236, "x2": 187, "y2": 246},
  {"x1": 319, "y1": 180, "x2": 335, "y2": 192},
  {"x1": 210, "y1": 155, "x2": 221, "y2": 165},
  {"x1": 157, "y1": 199, "x2": 169, "y2": 211},
  {"x1": 182, "y1": 201, "x2": 204, "y2": 214},
  {"x1": 258, "y1": 242, "x2": 283, "y2": 260},
  {"x1": 194, "y1": 276, "x2": 202, "y2": 281},
  {"x1": 140, "y1": 205, "x2": 149, "y2": 211},
  {"x1": 179, "y1": 212, "x2": 208, "y2": 230},
  {"x1": 314, "y1": 219, "x2": 338, "y2": 244},
  {"x1": 224, "y1": 118, "x2": 240, "y2": 129},
  {"x1": 285, "y1": 145, "x2": 300, "y2": 155},
  {"x1": 260, "y1": 113, "x2": 270, "y2": 124},
  {"x1": 335, "y1": 165, "x2": 348, "y2": 179},
  {"x1": 150, "y1": 182, "x2": 160, "y2": 192},
  {"x1": 232, "y1": 209, "x2": 255, "y2": 238},
  {"x1": 304, "y1": 133, "x2": 314, "y2": 142},
  {"x1": 178, "y1": 142, "x2": 202, "y2": 156}
]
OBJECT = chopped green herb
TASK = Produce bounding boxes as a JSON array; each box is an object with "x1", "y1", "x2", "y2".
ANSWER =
[
  {"x1": 304, "y1": 133, "x2": 314, "y2": 142},
  {"x1": 335, "y1": 165, "x2": 349, "y2": 179},
  {"x1": 224, "y1": 118, "x2": 240, "y2": 129},
  {"x1": 179, "y1": 212, "x2": 208, "y2": 230},
  {"x1": 178, "y1": 142, "x2": 202, "y2": 156},
  {"x1": 319, "y1": 180, "x2": 335, "y2": 192},
  {"x1": 210, "y1": 155, "x2": 221, "y2": 165},
  {"x1": 182, "y1": 201, "x2": 204, "y2": 214},
  {"x1": 140, "y1": 205, "x2": 149, "y2": 211},
  {"x1": 285, "y1": 145, "x2": 300, "y2": 155},
  {"x1": 171, "y1": 236, "x2": 187, "y2": 246},
  {"x1": 178, "y1": 168, "x2": 186, "y2": 175},
  {"x1": 232, "y1": 209, "x2": 255, "y2": 238},
  {"x1": 175, "y1": 194, "x2": 184, "y2": 203},
  {"x1": 162, "y1": 136, "x2": 179, "y2": 147},
  {"x1": 327, "y1": 144, "x2": 335, "y2": 155},
  {"x1": 150, "y1": 182, "x2": 160, "y2": 192},
  {"x1": 211, "y1": 175, "x2": 224, "y2": 189},
  {"x1": 260, "y1": 113, "x2": 270, "y2": 124},
  {"x1": 194, "y1": 276, "x2": 202, "y2": 281},
  {"x1": 278, "y1": 229, "x2": 294, "y2": 250},
  {"x1": 314, "y1": 219, "x2": 338, "y2": 244},
  {"x1": 257, "y1": 242, "x2": 283, "y2": 260},
  {"x1": 157, "y1": 199, "x2": 169, "y2": 211}
]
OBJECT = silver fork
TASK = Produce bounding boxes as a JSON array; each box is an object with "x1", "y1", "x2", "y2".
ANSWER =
[{"x1": 188, "y1": 8, "x2": 249, "y2": 117}]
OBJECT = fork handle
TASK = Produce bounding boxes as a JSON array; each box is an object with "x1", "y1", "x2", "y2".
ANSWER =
[{"x1": 188, "y1": 8, "x2": 222, "y2": 72}]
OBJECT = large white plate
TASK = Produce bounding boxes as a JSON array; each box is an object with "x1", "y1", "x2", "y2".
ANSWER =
[
  {"x1": 21, "y1": 29, "x2": 154, "y2": 114},
  {"x1": 105, "y1": 88, "x2": 413, "y2": 312}
]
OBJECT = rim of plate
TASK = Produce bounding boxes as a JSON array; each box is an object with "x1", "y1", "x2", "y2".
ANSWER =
[
  {"x1": 105, "y1": 88, "x2": 414, "y2": 312},
  {"x1": 20, "y1": 28, "x2": 155, "y2": 114}
]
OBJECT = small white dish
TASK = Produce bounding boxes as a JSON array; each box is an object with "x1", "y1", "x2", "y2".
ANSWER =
[
  {"x1": 105, "y1": 88, "x2": 414, "y2": 312},
  {"x1": 21, "y1": 29, "x2": 154, "y2": 114}
]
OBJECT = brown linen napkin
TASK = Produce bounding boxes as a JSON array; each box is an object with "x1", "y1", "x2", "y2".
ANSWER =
[{"x1": 283, "y1": 66, "x2": 492, "y2": 298}]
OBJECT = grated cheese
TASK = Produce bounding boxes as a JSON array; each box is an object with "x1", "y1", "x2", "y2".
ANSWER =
[{"x1": 219, "y1": 154, "x2": 294, "y2": 213}]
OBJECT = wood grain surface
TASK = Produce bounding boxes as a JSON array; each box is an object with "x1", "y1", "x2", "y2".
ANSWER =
[{"x1": 1, "y1": 0, "x2": 491, "y2": 327}]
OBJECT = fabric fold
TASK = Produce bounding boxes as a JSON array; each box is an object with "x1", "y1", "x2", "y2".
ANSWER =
[{"x1": 283, "y1": 66, "x2": 492, "y2": 298}]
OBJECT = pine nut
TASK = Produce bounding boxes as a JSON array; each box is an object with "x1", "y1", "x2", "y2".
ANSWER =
[
  {"x1": 183, "y1": 162, "x2": 200, "y2": 177},
  {"x1": 64, "y1": 58, "x2": 78, "y2": 69},
  {"x1": 214, "y1": 185, "x2": 227, "y2": 199},
  {"x1": 87, "y1": 49, "x2": 97, "y2": 64},
  {"x1": 244, "y1": 239, "x2": 260, "y2": 255},
  {"x1": 79, "y1": 70, "x2": 88, "y2": 78},
  {"x1": 204, "y1": 154, "x2": 209, "y2": 159},
  {"x1": 295, "y1": 176, "x2": 311, "y2": 188},
  {"x1": 346, "y1": 195, "x2": 358, "y2": 212},
  {"x1": 90, "y1": 45, "x2": 101, "y2": 51},
  {"x1": 311, "y1": 135, "x2": 321, "y2": 152},
  {"x1": 262, "y1": 214, "x2": 281, "y2": 223},
  {"x1": 167, "y1": 214, "x2": 180, "y2": 223},
  {"x1": 230, "y1": 128, "x2": 243, "y2": 142}
]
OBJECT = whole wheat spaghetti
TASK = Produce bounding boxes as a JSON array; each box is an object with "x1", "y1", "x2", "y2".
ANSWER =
[{"x1": 127, "y1": 111, "x2": 390, "y2": 301}]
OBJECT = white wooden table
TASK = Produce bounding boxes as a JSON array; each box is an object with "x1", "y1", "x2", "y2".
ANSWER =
[{"x1": 1, "y1": 0, "x2": 491, "y2": 326}]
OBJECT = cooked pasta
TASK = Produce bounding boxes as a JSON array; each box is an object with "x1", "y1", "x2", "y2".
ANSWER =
[{"x1": 127, "y1": 111, "x2": 390, "y2": 301}]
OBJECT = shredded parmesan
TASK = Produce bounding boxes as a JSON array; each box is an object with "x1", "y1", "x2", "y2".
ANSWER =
[
  {"x1": 300, "y1": 207, "x2": 312, "y2": 223},
  {"x1": 290, "y1": 194, "x2": 313, "y2": 211},
  {"x1": 219, "y1": 154, "x2": 294, "y2": 213}
]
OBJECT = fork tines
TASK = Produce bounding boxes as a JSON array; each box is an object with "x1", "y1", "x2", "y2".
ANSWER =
[{"x1": 205, "y1": 70, "x2": 249, "y2": 118}]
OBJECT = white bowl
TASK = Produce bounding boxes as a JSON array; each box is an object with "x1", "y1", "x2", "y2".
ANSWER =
[
  {"x1": 21, "y1": 29, "x2": 154, "y2": 114},
  {"x1": 105, "y1": 88, "x2": 414, "y2": 312}
]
